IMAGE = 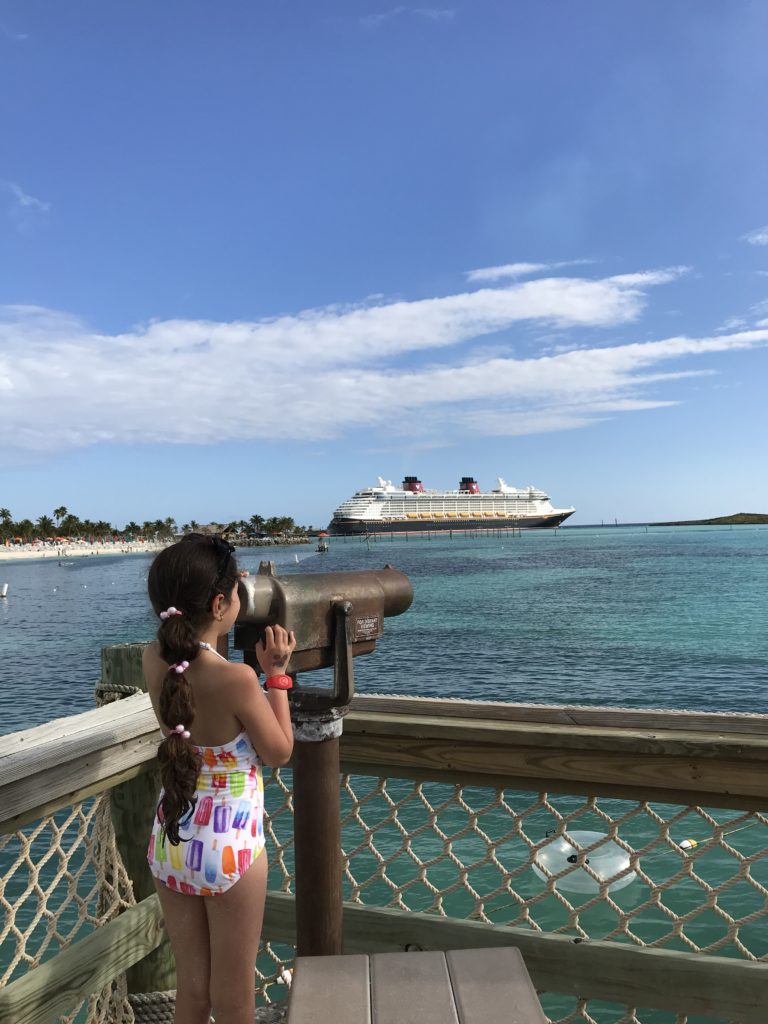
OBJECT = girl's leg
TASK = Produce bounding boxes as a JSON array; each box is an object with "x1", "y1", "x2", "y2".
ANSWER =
[
  {"x1": 153, "y1": 878, "x2": 212, "y2": 1024},
  {"x1": 204, "y1": 850, "x2": 268, "y2": 1024}
]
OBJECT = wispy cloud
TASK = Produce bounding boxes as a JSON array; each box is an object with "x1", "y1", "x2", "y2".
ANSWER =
[
  {"x1": 0, "y1": 21, "x2": 29, "y2": 41},
  {"x1": 361, "y1": 6, "x2": 454, "y2": 28},
  {"x1": 413, "y1": 8, "x2": 455, "y2": 20},
  {"x1": 2, "y1": 180, "x2": 51, "y2": 231},
  {"x1": 1, "y1": 267, "x2": 764, "y2": 457},
  {"x1": 741, "y1": 225, "x2": 768, "y2": 246},
  {"x1": 466, "y1": 259, "x2": 595, "y2": 282}
]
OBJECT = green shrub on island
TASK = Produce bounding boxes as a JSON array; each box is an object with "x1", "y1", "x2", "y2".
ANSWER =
[{"x1": 0, "y1": 507, "x2": 317, "y2": 544}]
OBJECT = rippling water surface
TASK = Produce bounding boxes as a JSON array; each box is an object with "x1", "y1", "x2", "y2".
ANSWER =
[
  {"x1": 2, "y1": 525, "x2": 768, "y2": 733},
  {"x1": 3, "y1": 526, "x2": 768, "y2": 1023}
]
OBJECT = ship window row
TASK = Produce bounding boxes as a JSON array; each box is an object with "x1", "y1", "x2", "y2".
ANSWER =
[{"x1": 379, "y1": 502, "x2": 544, "y2": 512}]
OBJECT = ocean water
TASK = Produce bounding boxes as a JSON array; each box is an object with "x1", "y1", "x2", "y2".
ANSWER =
[
  {"x1": 2, "y1": 525, "x2": 768, "y2": 732},
  {"x1": 3, "y1": 527, "x2": 768, "y2": 1022}
]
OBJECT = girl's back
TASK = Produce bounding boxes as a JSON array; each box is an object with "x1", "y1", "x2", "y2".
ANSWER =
[{"x1": 144, "y1": 642, "x2": 249, "y2": 749}]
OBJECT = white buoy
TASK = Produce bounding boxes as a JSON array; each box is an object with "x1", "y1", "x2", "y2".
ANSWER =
[
  {"x1": 1, "y1": 583, "x2": 8, "y2": 598},
  {"x1": 532, "y1": 830, "x2": 636, "y2": 893}
]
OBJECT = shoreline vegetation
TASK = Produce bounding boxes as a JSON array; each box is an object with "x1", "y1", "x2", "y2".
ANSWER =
[
  {"x1": 651, "y1": 512, "x2": 768, "y2": 527},
  {"x1": 0, "y1": 535, "x2": 314, "y2": 564},
  {"x1": 0, "y1": 506, "x2": 321, "y2": 564}
]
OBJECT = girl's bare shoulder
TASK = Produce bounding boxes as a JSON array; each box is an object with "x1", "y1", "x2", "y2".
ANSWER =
[
  {"x1": 142, "y1": 642, "x2": 165, "y2": 700},
  {"x1": 207, "y1": 658, "x2": 258, "y2": 687},
  {"x1": 143, "y1": 640, "x2": 162, "y2": 667}
]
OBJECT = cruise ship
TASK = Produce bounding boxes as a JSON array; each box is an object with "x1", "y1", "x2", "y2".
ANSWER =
[{"x1": 328, "y1": 476, "x2": 575, "y2": 535}]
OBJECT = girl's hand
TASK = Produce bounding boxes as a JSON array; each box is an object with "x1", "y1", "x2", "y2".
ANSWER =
[{"x1": 255, "y1": 625, "x2": 296, "y2": 679}]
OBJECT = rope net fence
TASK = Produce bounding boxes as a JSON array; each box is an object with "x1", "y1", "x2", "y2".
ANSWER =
[
  {"x1": 3, "y1": 758, "x2": 765, "y2": 1023},
  {"x1": 258, "y1": 766, "x2": 768, "y2": 1023},
  {"x1": 0, "y1": 794, "x2": 137, "y2": 1024}
]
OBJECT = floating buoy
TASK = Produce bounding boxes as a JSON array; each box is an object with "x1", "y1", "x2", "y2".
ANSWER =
[
  {"x1": 678, "y1": 838, "x2": 698, "y2": 851},
  {"x1": 532, "y1": 830, "x2": 636, "y2": 893}
]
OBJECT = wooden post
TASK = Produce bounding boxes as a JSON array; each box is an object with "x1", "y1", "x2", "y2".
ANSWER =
[
  {"x1": 292, "y1": 727, "x2": 344, "y2": 957},
  {"x1": 101, "y1": 643, "x2": 176, "y2": 993}
]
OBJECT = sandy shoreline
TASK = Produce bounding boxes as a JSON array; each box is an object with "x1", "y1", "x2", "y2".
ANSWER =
[{"x1": 0, "y1": 542, "x2": 167, "y2": 563}]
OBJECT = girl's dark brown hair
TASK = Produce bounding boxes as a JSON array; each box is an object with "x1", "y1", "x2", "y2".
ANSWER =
[{"x1": 147, "y1": 534, "x2": 239, "y2": 844}]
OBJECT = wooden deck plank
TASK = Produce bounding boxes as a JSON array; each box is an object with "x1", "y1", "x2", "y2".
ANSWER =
[
  {"x1": 370, "y1": 951, "x2": 459, "y2": 1024},
  {"x1": 0, "y1": 894, "x2": 165, "y2": 1024},
  {"x1": 0, "y1": 693, "x2": 154, "y2": 760},
  {"x1": 446, "y1": 947, "x2": 546, "y2": 1024},
  {"x1": 344, "y1": 708, "x2": 768, "y2": 759},
  {"x1": 261, "y1": 894, "x2": 768, "y2": 1021},
  {"x1": 0, "y1": 698, "x2": 158, "y2": 783},
  {"x1": 340, "y1": 731, "x2": 768, "y2": 804},
  {"x1": 350, "y1": 693, "x2": 768, "y2": 736},
  {"x1": 288, "y1": 955, "x2": 370, "y2": 1024}
]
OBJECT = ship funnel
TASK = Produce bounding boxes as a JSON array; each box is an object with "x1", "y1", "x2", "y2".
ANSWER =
[
  {"x1": 402, "y1": 476, "x2": 424, "y2": 493},
  {"x1": 459, "y1": 476, "x2": 479, "y2": 494}
]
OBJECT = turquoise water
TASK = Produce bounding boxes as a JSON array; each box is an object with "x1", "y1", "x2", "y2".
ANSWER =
[
  {"x1": 2, "y1": 525, "x2": 767, "y2": 731},
  {"x1": 2, "y1": 526, "x2": 768, "y2": 1022}
]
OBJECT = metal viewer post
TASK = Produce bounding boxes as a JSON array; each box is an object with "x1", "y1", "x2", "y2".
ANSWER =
[{"x1": 233, "y1": 563, "x2": 413, "y2": 956}]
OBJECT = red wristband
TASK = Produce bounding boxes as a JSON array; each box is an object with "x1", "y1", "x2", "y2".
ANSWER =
[{"x1": 265, "y1": 674, "x2": 293, "y2": 691}]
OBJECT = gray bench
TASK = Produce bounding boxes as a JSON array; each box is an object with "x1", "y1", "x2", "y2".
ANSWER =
[{"x1": 287, "y1": 947, "x2": 547, "y2": 1024}]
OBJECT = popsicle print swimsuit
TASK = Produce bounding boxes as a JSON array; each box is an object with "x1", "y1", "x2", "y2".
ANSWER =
[{"x1": 147, "y1": 646, "x2": 266, "y2": 896}]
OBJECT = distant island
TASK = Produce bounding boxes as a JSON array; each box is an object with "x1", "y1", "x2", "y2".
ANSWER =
[{"x1": 652, "y1": 512, "x2": 768, "y2": 527}]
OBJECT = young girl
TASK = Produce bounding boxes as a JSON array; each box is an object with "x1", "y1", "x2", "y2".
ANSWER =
[{"x1": 144, "y1": 534, "x2": 295, "y2": 1024}]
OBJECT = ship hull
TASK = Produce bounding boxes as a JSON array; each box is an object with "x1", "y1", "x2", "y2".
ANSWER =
[{"x1": 328, "y1": 511, "x2": 574, "y2": 535}]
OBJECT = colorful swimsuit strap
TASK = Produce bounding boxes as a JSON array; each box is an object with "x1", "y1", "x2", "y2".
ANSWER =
[{"x1": 198, "y1": 641, "x2": 228, "y2": 661}]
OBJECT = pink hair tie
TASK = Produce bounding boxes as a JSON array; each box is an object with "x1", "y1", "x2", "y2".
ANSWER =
[
  {"x1": 170, "y1": 661, "x2": 189, "y2": 674},
  {"x1": 159, "y1": 606, "x2": 182, "y2": 620},
  {"x1": 172, "y1": 723, "x2": 191, "y2": 740}
]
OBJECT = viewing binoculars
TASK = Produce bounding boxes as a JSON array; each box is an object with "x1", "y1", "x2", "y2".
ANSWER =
[{"x1": 234, "y1": 562, "x2": 413, "y2": 710}]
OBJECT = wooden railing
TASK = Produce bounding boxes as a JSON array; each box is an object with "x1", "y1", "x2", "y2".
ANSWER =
[{"x1": 1, "y1": 644, "x2": 768, "y2": 1023}]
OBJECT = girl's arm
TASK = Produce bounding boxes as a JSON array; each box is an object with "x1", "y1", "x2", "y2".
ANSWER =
[{"x1": 229, "y1": 625, "x2": 296, "y2": 766}]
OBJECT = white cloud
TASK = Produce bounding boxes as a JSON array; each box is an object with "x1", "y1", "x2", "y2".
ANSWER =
[
  {"x1": 361, "y1": 6, "x2": 454, "y2": 28},
  {"x1": 0, "y1": 21, "x2": 28, "y2": 41},
  {"x1": 742, "y1": 225, "x2": 768, "y2": 246},
  {"x1": 0, "y1": 269, "x2": 765, "y2": 457},
  {"x1": 361, "y1": 6, "x2": 406, "y2": 28},
  {"x1": 413, "y1": 8, "x2": 455, "y2": 20},
  {"x1": 3, "y1": 181, "x2": 50, "y2": 213},
  {"x1": 2, "y1": 180, "x2": 51, "y2": 231},
  {"x1": 466, "y1": 259, "x2": 595, "y2": 282}
]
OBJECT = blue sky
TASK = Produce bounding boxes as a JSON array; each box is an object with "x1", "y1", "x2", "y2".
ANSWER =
[{"x1": 1, "y1": 0, "x2": 767, "y2": 527}]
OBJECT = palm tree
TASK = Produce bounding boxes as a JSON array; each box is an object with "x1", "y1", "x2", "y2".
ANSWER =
[
  {"x1": 36, "y1": 515, "x2": 55, "y2": 538},
  {"x1": 60, "y1": 514, "x2": 81, "y2": 538},
  {"x1": 0, "y1": 508, "x2": 12, "y2": 542},
  {"x1": 16, "y1": 518, "x2": 34, "y2": 540},
  {"x1": 53, "y1": 507, "x2": 68, "y2": 527},
  {"x1": 95, "y1": 520, "x2": 112, "y2": 539},
  {"x1": 124, "y1": 521, "x2": 140, "y2": 539},
  {"x1": 264, "y1": 516, "x2": 295, "y2": 537}
]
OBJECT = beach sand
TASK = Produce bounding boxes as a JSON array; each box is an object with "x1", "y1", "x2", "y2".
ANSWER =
[{"x1": 0, "y1": 541, "x2": 166, "y2": 563}]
